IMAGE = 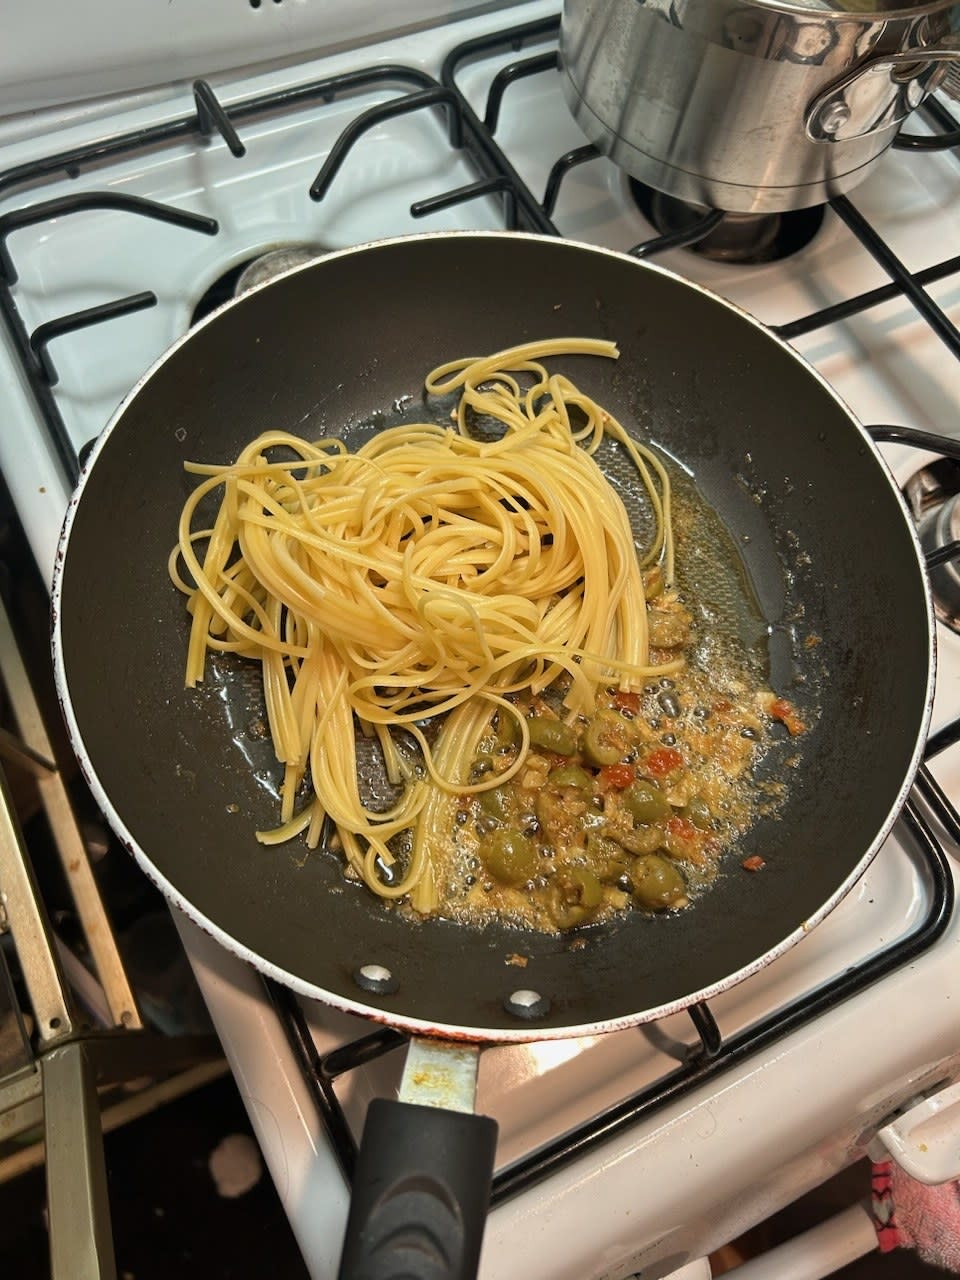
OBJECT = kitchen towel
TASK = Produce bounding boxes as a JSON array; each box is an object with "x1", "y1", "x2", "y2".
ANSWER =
[{"x1": 872, "y1": 1158, "x2": 960, "y2": 1272}]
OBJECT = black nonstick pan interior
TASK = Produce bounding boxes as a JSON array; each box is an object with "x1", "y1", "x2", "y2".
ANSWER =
[{"x1": 53, "y1": 232, "x2": 933, "y2": 1039}]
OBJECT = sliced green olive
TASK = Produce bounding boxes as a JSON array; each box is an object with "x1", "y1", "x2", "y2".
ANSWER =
[
  {"x1": 548, "y1": 873, "x2": 603, "y2": 929},
  {"x1": 480, "y1": 829, "x2": 538, "y2": 887},
  {"x1": 623, "y1": 779, "x2": 671, "y2": 825},
  {"x1": 618, "y1": 824, "x2": 663, "y2": 856},
  {"x1": 551, "y1": 898, "x2": 588, "y2": 930},
  {"x1": 560, "y1": 867, "x2": 603, "y2": 908},
  {"x1": 585, "y1": 833, "x2": 630, "y2": 880},
  {"x1": 477, "y1": 786, "x2": 511, "y2": 822},
  {"x1": 494, "y1": 709, "x2": 521, "y2": 750},
  {"x1": 683, "y1": 795, "x2": 713, "y2": 831},
  {"x1": 547, "y1": 764, "x2": 594, "y2": 793},
  {"x1": 632, "y1": 855, "x2": 687, "y2": 911},
  {"x1": 581, "y1": 709, "x2": 631, "y2": 766},
  {"x1": 535, "y1": 785, "x2": 588, "y2": 839},
  {"x1": 527, "y1": 716, "x2": 578, "y2": 756}
]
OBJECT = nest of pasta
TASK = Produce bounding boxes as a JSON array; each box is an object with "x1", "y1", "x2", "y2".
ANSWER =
[{"x1": 172, "y1": 340, "x2": 795, "y2": 929}]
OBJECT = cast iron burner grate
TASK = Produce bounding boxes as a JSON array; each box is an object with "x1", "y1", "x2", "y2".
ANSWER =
[{"x1": 628, "y1": 180, "x2": 825, "y2": 264}]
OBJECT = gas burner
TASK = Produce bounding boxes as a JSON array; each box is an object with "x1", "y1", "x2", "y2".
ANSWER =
[
  {"x1": 234, "y1": 246, "x2": 322, "y2": 294},
  {"x1": 629, "y1": 181, "x2": 825, "y2": 263},
  {"x1": 191, "y1": 245, "x2": 323, "y2": 325},
  {"x1": 904, "y1": 457, "x2": 960, "y2": 633}
]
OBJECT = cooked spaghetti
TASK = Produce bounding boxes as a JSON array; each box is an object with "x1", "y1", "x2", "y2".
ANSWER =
[{"x1": 171, "y1": 339, "x2": 799, "y2": 929}]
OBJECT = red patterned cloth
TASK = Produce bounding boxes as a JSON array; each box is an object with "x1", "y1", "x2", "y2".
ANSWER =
[{"x1": 872, "y1": 1159, "x2": 960, "y2": 1271}]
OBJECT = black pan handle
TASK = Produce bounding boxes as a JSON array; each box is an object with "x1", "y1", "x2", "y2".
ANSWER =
[{"x1": 337, "y1": 1097, "x2": 499, "y2": 1280}]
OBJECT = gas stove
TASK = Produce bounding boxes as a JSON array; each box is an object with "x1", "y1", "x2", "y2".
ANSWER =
[{"x1": 2, "y1": 3, "x2": 960, "y2": 1278}]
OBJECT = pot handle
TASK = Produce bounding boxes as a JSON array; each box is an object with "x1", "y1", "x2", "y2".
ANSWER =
[
  {"x1": 805, "y1": 37, "x2": 960, "y2": 143},
  {"x1": 337, "y1": 1040, "x2": 499, "y2": 1280}
]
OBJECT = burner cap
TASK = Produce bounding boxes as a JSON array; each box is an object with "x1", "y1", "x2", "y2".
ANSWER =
[
  {"x1": 191, "y1": 244, "x2": 323, "y2": 325},
  {"x1": 629, "y1": 182, "x2": 825, "y2": 264},
  {"x1": 234, "y1": 246, "x2": 320, "y2": 294}
]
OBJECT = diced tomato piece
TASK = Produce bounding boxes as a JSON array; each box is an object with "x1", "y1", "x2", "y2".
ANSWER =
[
  {"x1": 666, "y1": 815, "x2": 697, "y2": 841},
  {"x1": 644, "y1": 747, "x2": 683, "y2": 777},
  {"x1": 742, "y1": 854, "x2": 766, "y2": 872},
  {"x1": 612, "y1": 690, "x2": 640, "y2": 714},
  {"x1": 769, "y1": 698, "x2": 805, "y2": 736},
  {"x1": 663, "y1": 813, "x2": 712, "y2": 865},
  {"x1": 598, "y1": 763, "x2": 636, "y2": 790}
]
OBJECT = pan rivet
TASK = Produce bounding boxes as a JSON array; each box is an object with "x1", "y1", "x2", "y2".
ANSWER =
[
  {"x1": 504, "y1": 988, "x2": 550, "y2": 1020},
  {"x1": 353, "y1": 963, "x2": 399, "y2": 995}
]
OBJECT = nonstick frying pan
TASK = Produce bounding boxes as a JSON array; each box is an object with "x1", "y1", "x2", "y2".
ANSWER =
[{"x1": 52, "y1": 232, "x2": 934, "y2": 1276}]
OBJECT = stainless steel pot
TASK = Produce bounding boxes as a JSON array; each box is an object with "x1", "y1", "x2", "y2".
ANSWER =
[{"x1": 560, "y1": 0, "x2": 960, "y2": 212}]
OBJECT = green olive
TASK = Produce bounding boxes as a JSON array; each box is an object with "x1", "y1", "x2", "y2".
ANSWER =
[
  {"x1": 632, "y1": 855, "x2": 687, "y2": 911},
  {"x1": 477, "y1": 786, "x2": 511, "y2": 822},
  {"x1": 581, "y1": 709, "x2": 631, "y2": 766},
  {"x1": 494, "y1": 709, "x2": 522, "y2": 750},
  {"x1": 683, "y1": 795, "x2": 713, "y2": 831},
  {"x1": 550, "y1": 897, "x2": 588, "y2": 930},
  {"x1": 560, "y1": 867, "x2": 603, "y2": 908},
  {"x1": 480, "y1": 829, "x2": 539, "y2": 887},
  {"x1": 535, "y1": 784, "x2": 590, "y2": 838},
  {"x1": 585, "y1": 833, "x2": 630, "y2": 880},
  {"x1": 623, "y1": 780, "x2": 672, "y2": 825},
  {"x1": 619, "y1": 824, "x2": 663, "y2": 856},
  {"x1": 547, "y1": 764, "x2": 594, "y2": 793},
  {"x1": 527, "y1": 716, "x2": 578, "y2": 756}
]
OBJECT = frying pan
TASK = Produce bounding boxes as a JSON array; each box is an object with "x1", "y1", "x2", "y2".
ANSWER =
[{"x1": 51, "y1": 232, "x2": 934, "y2": 1277}]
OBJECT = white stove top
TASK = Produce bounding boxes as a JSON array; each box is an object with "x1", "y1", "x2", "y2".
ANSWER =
[{"x1": 3, "y1": 3, "x2": 960, "y2": 1277}]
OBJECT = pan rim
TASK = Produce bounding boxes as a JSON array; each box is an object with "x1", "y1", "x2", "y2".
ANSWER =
[{"x1": 50, "y1": 229, "x2": 937, "y2": 1044}]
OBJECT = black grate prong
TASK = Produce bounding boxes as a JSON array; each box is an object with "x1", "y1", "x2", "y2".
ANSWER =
[
  {"x1": 320, "y1": 1026, "x2": 407, "y2": 1080},
  {"x1": 484, "y1": 50, "x2": 558, "y2": 134},
  {"x1": 542, "y1": 144, "x2": 600, "y2": 218},
  {"x1": 309, "y1": 87, "x2": 464, "y2": 202},
  {"x1": 411, "y1": 175, "x2": 519, "y2": 228},
  {"x1": 629, "y1": 209, "x2": 725, "y2": 259},
  {"x1": 193, "y1": 79, "x2": 247, "y2": 158},
  {"x1": 30, "y1": 291, "x2": 157, "y2": 385},
  {"x1": 893, "y1": 129, "x2": 960, "y2": 152},
  {"x1": 867, "y1": 424, "x2": 960, "y2": 459},
  {"x1": 0, "y1": 193, "x2": 218, "y2": 285},
  {"x1": 925, "y1": 539, "x2": 960, "y2": 570},
  {"x1": 687, "y1": 1002, "x2": 723, "y2": 1059},
  {"x1": 895, "y1": 96, "x2": 960, "y2": 153}
]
